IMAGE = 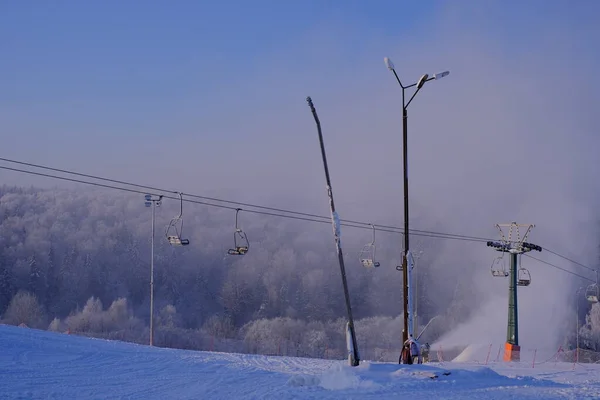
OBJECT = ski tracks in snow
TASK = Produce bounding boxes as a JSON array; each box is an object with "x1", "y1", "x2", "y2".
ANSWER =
[{"x1": 3, "y1": 325, "x2": 600, "y2": 399}]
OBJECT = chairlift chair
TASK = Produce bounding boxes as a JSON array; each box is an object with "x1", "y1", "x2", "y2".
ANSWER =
[
  {"x1": 359, "y1": 224, "x2": 380, "y2": 268},
  {"x1": 227, "y1": 208, "x2": 249, "y2": 255},
  {"x1": 165, "y1": 192, "x2": 190, "y2": 246},
  {"x1": 585, "y1": 283, "x2": 599, "y2": 303},
  {"x1": 517, "y1": 267, "x2": 531, "y2": 286},
  {"x1": 490, "y1": 254, "x2": 508, "y2": 277}
]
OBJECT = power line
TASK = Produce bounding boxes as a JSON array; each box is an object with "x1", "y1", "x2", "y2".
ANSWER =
[{"x1": 0, "y1": 157, "x2": 597, "y2": 280}]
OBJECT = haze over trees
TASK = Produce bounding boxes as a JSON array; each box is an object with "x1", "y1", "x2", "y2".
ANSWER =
[{"x1": 0, "y1": 185, "x2": 597, "y2": 358}]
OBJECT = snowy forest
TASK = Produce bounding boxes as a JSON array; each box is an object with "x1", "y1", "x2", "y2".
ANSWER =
[{"x1": 1, "y1": 185, "x2": 599, "y2": 360}]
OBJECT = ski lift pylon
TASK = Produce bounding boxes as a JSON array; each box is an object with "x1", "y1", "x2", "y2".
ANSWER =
[
  {"x1": 359, "y1": 224, "x2": 380, "y2": 268},
  {"x1": 227, "y1": 208, "x2": 249, "y2": 256},
  {"x1": 490, "y1": 254, "x2": 508, "y2": 277},
  {"x1": 166, "y1": 192, "x2": 190, "y2": 246}
]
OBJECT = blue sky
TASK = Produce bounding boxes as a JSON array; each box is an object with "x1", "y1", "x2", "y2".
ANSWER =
[
  {"x1": 2, "y1": 0, "x2": 596, "y2": 125},
  {"x1": 2, "y1": 0, "x2": 443, "y2": 130},
  {"x1": 1, "y1": 0, "x2": 599, "y2": 216}
]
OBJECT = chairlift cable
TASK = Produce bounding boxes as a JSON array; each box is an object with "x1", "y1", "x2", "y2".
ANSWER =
[
  {"x1": 0, "y1": 163, "x2": 488, "y2": 241},
  {"x1": 523, "y1": 254, "x2": 594, "y2": 282},
  {"x1": 542, "y1": 248, "x2": 597, "y2": 272},
  {"x1": 0, "y1": 162, "x2": 597, "y2": 282},
  {"x1": 0, "y1": 156, "x2": 497, "y2": 242}
]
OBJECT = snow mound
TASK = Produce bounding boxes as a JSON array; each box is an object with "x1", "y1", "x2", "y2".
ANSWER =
[
  {"x1": 319, "y1": 363, "x2": 378, "y2": 390},
  {"x1": 453, "y1": 343, "x2": 493, "y2": 362},
  {"x1": 286, "y1": 374, "x2": 320, "y2": 387},
  {"x1": 287, "y1": 363, "x2": 377, "y2": 390}
]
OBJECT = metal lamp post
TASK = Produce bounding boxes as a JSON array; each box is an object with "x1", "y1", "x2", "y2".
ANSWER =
[
  {"x1": 145, "y1": 194, "x2": 163, "y2": 346},
  {"x1": 384, "y1": 57, "x2": 449, "y2": 351}
]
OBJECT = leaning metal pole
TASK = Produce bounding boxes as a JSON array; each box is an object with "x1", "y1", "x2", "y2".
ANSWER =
[{"x1": 306, "y1": 96, "x2": 360, "y2": 367}]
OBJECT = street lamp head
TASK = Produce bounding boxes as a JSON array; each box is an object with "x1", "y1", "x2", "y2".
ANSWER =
[
  {"x1": 434, "y1": 71, "x2": 450, "y2": 80},
  {"x1": 384, "y1": 57, "x2": 395, "y2": 71},
  {"x1": 416, "y1": 74, "x2": 429, "y2": 89}
]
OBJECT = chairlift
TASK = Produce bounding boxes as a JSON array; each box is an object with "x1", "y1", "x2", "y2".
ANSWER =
[
  {"x1": 490, "y1": 254, "x2": 508, "y2": 277},
  {"x1": 516, "y1": 255, "x2": 531, "y2": 286},
  {"x1": 359, "y1": 224, "x2": 380, "y2": 268},
  {"x1": 165, "y1": 192, "x2": 190, "y2": 246},
  {"x1": 586, "y1": 283, "x2": 599, "y2": 303},
  {"x1": 517, "y1": 267, "x2": 531, "y2": 286},
  {"x1": 227, "y1": 208, "x2": 249, "y2": 255}
]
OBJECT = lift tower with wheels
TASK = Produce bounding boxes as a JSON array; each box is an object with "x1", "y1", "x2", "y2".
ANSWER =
[{"x1": 486, "y1": 222, "x2": 542, "y2": 362}]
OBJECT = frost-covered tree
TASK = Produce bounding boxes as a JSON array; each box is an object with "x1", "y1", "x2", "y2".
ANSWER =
[
  {"x1": 0, "y1": 184, "x2": 462, "y2": 353},
  {"x1": 2, "y1": 290, "x2": 46, "y2": 328},
  {"x1": 0, "y1": 262, "x2": 14, "y2": 311},
  {"x1": 64, "y1": 296, "x2": 143, "y2": 335},
  {"x1": 579, "y1": 302, "x2": 600, "y2": 351},
  {"x1": 156, "y1": 304, "x2": 182, "y2": 329},
  {"x1": 27, "y1": 255, "x2": 43, "y2": 297},
  {"x1": 202, "y1": 314, "x2": 235, "y2": 339},
  {"x1": 48, "y1": 317, "x2": 67, "y2": 332}
]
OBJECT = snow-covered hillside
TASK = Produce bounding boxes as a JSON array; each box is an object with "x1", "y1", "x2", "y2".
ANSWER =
[{"x1": 2, "y1": 324, "x2": 599, "y2": 399}]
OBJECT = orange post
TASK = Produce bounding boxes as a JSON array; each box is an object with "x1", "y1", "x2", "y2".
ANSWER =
[
  {"x1": 554, "y1": 345, "x2": 563, "y2": 366},
  {"x1": 503, "y1": 342, "x2": 520, "y2": 362}
]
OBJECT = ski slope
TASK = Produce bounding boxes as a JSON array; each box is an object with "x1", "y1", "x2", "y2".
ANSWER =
[{"x1": 1, "y1": 324, "x2": 599, "y2": 399}]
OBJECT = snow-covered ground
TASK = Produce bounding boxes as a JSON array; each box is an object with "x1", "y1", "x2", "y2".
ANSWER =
[{"x1": 2, "y1": 324, "x2": 599, "y2": 399}]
